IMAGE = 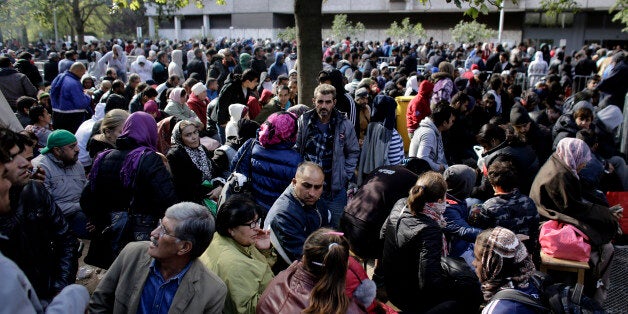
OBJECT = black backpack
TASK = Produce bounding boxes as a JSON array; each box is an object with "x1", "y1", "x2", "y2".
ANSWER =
[{"x1": 490, "y1": 271, "x2": 606, "y2": 314}]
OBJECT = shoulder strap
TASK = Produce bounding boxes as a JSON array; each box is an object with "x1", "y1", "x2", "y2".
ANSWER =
[{"x1": 491, "y1": 289, "x2": 548, "y2": 312}]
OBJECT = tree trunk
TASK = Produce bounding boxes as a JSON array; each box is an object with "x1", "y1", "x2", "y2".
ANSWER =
[
  {"x1": 72, "y1": 0, "x2": 85, "y2": 44},
  {"x1": 294, "y1": 0, "x2": 322, "y2": 106},
  {"x1": 20, "y1": 26, "x2": 27, "y2": 46}
]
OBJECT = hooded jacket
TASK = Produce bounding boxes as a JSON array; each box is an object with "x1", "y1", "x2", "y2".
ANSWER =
[
  {"x1": 0, "y1": 67, "x2": 37, "y2": 109},
  {"x1": 97, "y1": 44, "x2": 127, "y2": 75},
  {"x1": 408, "y1": 117, "x2": 447, "y2": 171},
  {"x1": 130, "y1": 55, "x2": 153, "y2": 82},
  {"x1": 168, "y1": 50, "x2": 185, "y2": 81},
  {"x1": 268, "y1": 52, "x2": 288, "y2": 81},
  {"x1": 14, "y1": 58, "x2": 42, "y2": 87},
  {"x1": 406, "y1": 80, "x2": 434, "y2": 134}
]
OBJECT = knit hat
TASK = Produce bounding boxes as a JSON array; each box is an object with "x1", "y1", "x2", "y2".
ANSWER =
[
  {"x1": 191, "y1": 82, "x2": 206, "y2": 96},
  {"x1": 41, "y1": 130, "x2": 77, "y2": 154},
  {"x1": 355, "y1": 87, "x2": 369, "y2": 100},
  {"x1": 443, "y1": 165, "x2": 476, "y2": 200},
  {"x1": 509, "y1": 104, "x2": 531, "y2": 126}
]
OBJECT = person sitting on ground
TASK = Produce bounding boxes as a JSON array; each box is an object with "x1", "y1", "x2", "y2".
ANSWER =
[
  {"x1": 89, "y1": 202, "x2": 228, "y2": 313},
  {"x1": 199, "y1": 195, "x2": 275, "y2": 314},
  {"x1": 164, "y1": 87, "x2": 198, "y2": 121},
  {"x1": 225, "y1": 104, "x2": 249, "y2": 142},
  {"x1": 15, "y1": 96, "x2": 38, "y2": 128},
  {"x1": 256, "y1": 228, "x2": 365, "y2": 314},
  {"x1": 473, "y1": 227, "x2": 538, "y2": 314},
  {"x1": 86, "y1": 109, "x2": 129, "y2": 159},
  {"x1": 25, "y1": 104, "x2": 53, "y2": 150}
]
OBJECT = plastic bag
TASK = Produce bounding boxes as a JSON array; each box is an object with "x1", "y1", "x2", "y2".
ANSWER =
[{"x1": 539, "y1": 220, "x2": 591, "y2": 262}]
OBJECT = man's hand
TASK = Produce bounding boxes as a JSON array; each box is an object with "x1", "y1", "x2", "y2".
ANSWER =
[{"x1": 207, "y1": 186, "x2": 223, "y2": 200}]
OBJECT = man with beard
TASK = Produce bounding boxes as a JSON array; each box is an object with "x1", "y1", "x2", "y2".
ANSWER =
[
  {"x1": 510, "y1": 104, "x2": 552, "y2": 163},
  {"x1": 0, "y1": 129, "x2": 79, "y2": 302},
  {"x1": 294, "y1": 84, "x2": 360, "y2": 228},
  {"x1": 32, "y1": 130, "x2": 88, "y2": 238},
  {"x1": 89, "y1": 202, "x2": 227, "y2": 313}
]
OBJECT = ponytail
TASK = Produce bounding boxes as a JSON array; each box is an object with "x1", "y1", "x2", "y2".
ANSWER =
[
  {"x1": 407, "y1": 171, "x2": 447, "y2": 214},
  {"x1": 302, "y1": 229, "x2": 350, "y2": 314}
]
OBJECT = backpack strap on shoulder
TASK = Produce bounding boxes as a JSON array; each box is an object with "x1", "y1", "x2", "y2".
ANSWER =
[{"x1": 491, "y1": 289, "x2": 548, "y2": 312}]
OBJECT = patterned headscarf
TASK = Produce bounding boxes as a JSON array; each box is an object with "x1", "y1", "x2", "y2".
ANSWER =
[
  {"x1": 555, "y1": 137, "x2": 591, "y2": 178},
  {"x1": 171, "y1": 120, "x2": 212, "y2": 181},
  {"x1": 474, "y1": 227, "x2": 535, "y2": 300}
]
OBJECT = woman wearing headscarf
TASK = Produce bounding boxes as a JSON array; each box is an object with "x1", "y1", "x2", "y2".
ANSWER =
[
  {"x1": 167, "y1": 120, "x2": 225, "y2": 205},
  {"x1": 164, "y1": 87, "x2": 198, "y2": 121},
  {"x1": 97, "y1": 44, "x2": 127, "y2": 83},
  {"x1": 382, "y1": 171, "x2": 478, "y2": 313},
  {"x1": 232, "y1": 112, "x2": 303, "y2": 216},
  {"x1": 530, "y1": 137, "x2": 620, "y2": 304},
  {"x1": 431, "y1": 61, "x2": 457, "y2": 105},
  {"x1": 81, "y1": 112, "x2": 178, "y2": 269},
  {"x1": 168, "y1": 49, "x2": 185, "y2": 81},
  {"x1": 199, "y1": 194, "x2": 275, "y2": 314},
  {"x1": 473, "y1": 227, "x2": 537, "y2": 313},
  {"x1": 527, "y1": 51, "x2": 548, "y2": 88},
  {"x1": 357, "y1": 95, "x2": 404, "y2": 185}
]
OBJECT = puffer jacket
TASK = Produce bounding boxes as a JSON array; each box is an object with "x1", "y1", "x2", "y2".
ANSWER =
[
  {"x1": 295, "y1": 109, "x2": 360, "y2": 197},
  {"x1": 382, "y1": 202, "x2": 451, "y2": 313},
  {"x1": 232, "y1": 139, "x2": 302, "y2": 214},
  {"x1": 406, "y1": 80, "x2": 434, "y2": 134},
  {"x1": 443, "y1": 196, "x2": 481, "y2": 257},
  {"x1": 0, "y1": 181, "x2": 78, "y2": 301},
  {"x1": 32, "y1": 153, "x2": 86, "y2": 216}
]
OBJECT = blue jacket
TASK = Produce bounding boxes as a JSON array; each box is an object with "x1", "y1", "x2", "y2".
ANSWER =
[
  {"x1": 232, "y1": 139, "x2": 303, "y2": 214},
  {"x1": 49, "y1": 71, "x2": 92, "y2": 114},
  {"x1": 443, "y1": 196, "x2": 481, "y2": 257},
  {"x1": 265, "y1": 185, "x2": 330, "y2": 262}
]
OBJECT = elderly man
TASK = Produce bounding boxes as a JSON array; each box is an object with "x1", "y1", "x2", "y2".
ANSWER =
[
  {"x1": 264, "y1": 162, "x2": 331, "y2": 271},
  {"x1": 294, "y1": 83, "x2": 360, "y2": 227},
  {"x1": 89, "y1": 202, "x2": 227, "y2": 314},
  {"x1": 50, "y1": 62, "x2": 93, "y2": 133},
  {"x1": 32, "y1": 130, "x2": 88, "y2": 238},
  {"x1": 0, "y1": 129, "x2": 79, "y2": 302}
]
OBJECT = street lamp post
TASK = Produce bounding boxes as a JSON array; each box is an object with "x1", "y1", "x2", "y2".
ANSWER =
[{"x1": 498, "y1": 2, "x2": 505, "y2": 43}]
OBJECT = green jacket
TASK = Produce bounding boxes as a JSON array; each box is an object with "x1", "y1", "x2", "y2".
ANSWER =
[{"x1": 199, "y1": 233, "x2": 275, "y2": 314}]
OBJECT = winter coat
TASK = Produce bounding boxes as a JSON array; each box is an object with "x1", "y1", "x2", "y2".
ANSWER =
[
  {"x1": 295, "y1": 109, "x2": 360, "y2": 196},
  {"x1": 265, "y1": 185, "x2": 330, "y2": 262},
  {"x1": 14, "y1": 58, "x2": 43, "y2": 87},
  {"x1": 530, "y1": 154, "x2": 619, "y2": 246},
  {"x1": 382, "y1": 202, "x2": 451, "y2": 313},
  {"x1": 256, "y1": 261, "x2": 365, "y2": 314},
  {"x1": 167, "y1": 144, "x2": 223, "y2": 205},
  {"x1": 31, "y1": 153, "x2": 86, "y2": 216},
  {"x1": 200, "y1": 233, "x2": 274, "y2": 314},
  {"x1": 151, "y1": 61, "x2": 168, "y2": 85},
  {"x1": 232, "y1": 139, "x2": 302, "y2": 214},
  {"x1": 168, "y1": 50, "x2": 185, "y2": 81},
  {"x1": 1, "y1": 181, "x2": 79, "y2": 301},
  {"x1": 187, "y1": 56, "x2": 207, "y2": 83},
  {"x1": 552, "y1": 114, "x2": 580, "y2": 150},
  {"x1": 267, "y1": 53, "x2": 288, "y2": 81},
  {"x1": 187, "y1": 93, "x2": 210, "y2": 127},
  {"x1": 49, "y1": 71, "x2": 92, "y2": 113},
  {"x1": 214, "y1": 75, "x2": 249, "y2": 125},
  {"x1": 409, "y1": 117, "x2": 447, "y2": 171},
  {"x1": 597, "y1": 60, "x2": 628, "y2": 107},
  {"x1": 0, "y1": 67, "x2": 37, "y2": 109},
  {"x1": 43, "y1": 59, "x2": 59, "y2": 83},
  {"x1": 97, "y1": 44, "x2": 127, "y2": 76},
  {"x1": 129, "y1": 55, "x2": 153, "y2": 82},
  {"x1": 443, "y1": 196, "x2": 481, "y2": 257},
  {"x1": 406, "y1": 80, "x2": 434, "y2": 134}
]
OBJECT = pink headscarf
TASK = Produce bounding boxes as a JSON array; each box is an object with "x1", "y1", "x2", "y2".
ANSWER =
[
  {"x1": 555, "y1": 137, "x2": 591, "y2": 178},
  {"x1": 169, "y1": 87, "x2": 186, "y2": 104}
]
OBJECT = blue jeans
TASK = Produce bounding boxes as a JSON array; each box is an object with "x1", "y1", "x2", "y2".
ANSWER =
[
  {"x1": 320, "y1": 190, "x2": 347, "y2": 229},
  {"x1": 65, "y1": 210, "x2": 90, "y2": 239}
]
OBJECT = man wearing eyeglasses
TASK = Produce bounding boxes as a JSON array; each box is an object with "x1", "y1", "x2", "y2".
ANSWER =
[
  {"x1": 90, "y1": 202, "x2": 227, "y2": 314},
  {"x1": 294, "y1": 83, "x2": 360, "y2": 228}
]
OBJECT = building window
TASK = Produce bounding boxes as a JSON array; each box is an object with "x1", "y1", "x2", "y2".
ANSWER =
[{"x1": 524, "y1": 12, "x2": 573, "y2": 28}]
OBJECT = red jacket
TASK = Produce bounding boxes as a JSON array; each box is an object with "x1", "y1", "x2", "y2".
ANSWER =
[
  {"x1": 186, "y1": 93, "x2": 209, "y2": 127},
  {"x1": 406, "y1": 80, "x2": 434, "y2": 134}
]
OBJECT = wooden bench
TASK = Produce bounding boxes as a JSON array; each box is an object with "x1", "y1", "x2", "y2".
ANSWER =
[{"x1": 540, "y1": 251, "x2": 590, "y2": 285}]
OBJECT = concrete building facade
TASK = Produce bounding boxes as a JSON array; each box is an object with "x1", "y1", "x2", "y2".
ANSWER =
[{"x1": 145, "y1": 0, "x2": 628, "y2": 51}]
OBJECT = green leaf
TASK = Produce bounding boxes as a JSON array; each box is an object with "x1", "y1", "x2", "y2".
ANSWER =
[{"x1": 465, "y1": 7, "x2": 479, "y2": 19}]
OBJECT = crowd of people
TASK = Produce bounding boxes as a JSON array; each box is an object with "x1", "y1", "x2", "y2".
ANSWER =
[{"x1": 0, "y1": 34, "x2": 626, "y2": 313}]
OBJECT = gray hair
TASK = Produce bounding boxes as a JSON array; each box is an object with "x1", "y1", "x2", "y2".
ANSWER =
[
  {"x1": 165, "y1": 202, "x2": 215, "y2": 258},
  {"x1": 314, "y1": 83, "x2": 336, "y2": 99}
]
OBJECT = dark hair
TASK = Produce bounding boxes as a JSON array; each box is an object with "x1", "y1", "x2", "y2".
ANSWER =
[
  {"x1": 242, "y1": 69, "x2": 259, "y2": 83},
  {"x1": 352, "y1": 70, "x2": 363, "y2": 81},
  {"x1": 28, "y1": 105, "x2": 47, "y2": 125},
  {"x1": 302, "y1": 228, "x2": 351, "y2": 314},
  {"x1": 183, "y1": 78, "x2": 199, "y2": 89},
  {"x1": 215, "y1": 194, "x2": 260, "y2": 237},
  {"x1": 430, "y1": 102, "x2": 454, "y2": 126},
  {"x1": 489, "y1": 76, "x2": 502, "y2": 91},
  {"x1": 142, "y1": 87, "x2": 158, "y2": 99},
  {"x1": 476, "y1": 123, "x2": 506, "y2": 147},
  {"x1": 450, "y1": 92, "x2": 470, "y2": 108},
  {"x1": 576, "y1": 128, "x2": 597, "y2": 147},
  {"x1": 487, "y1": 159, "x2": 518, "y2": 191},
  {"x1": 0, "y1": 127, "x2": 20, "y2": 156},
  {"x1": 573, "y1": 107, "x2": 593, "y2": 121},
  {"x1": 134, "y1": 82, "x2": 148, "y2": 95},
  {"x1": 0, "y1": 57, "x2": 11, "y2": 68},
  {"x1": 407, "y1": 171, "x2": 447, "y2": 214},
  {"x1": 16, "y1": 96, "x2": 37, "y2": 114},
  {"x1": 111, "y1": 79, "x2": 125, "y2": 91}
]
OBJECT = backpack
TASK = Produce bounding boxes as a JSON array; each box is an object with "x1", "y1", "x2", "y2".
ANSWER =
[{"x1": 490, "y1": 271, "x2": 606, "y2": 314}]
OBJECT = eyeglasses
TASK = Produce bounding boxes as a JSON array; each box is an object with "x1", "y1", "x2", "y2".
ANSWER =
[
  {"x1": 240, "y1": 218, "x2": 261, "y2": 229},
  {"x1": 156, "y1": 219, "x2": 180, "y2": 240}
]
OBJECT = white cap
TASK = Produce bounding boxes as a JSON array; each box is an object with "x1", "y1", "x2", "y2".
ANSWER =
[{"x1": 379, "y1": 62, "x2": 389, "y2": 70}]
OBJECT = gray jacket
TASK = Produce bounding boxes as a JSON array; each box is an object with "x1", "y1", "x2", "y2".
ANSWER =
[
  {"x1": 295, "y1": 109, "x2": 360, "y2": 196},
  {"x1": 32, "y1": 154, "x2": 86, "y2": 216},
  {"x1": 408, "y1": 117, "x2": 447, "y2": 171}
]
